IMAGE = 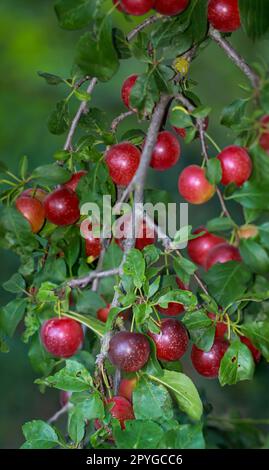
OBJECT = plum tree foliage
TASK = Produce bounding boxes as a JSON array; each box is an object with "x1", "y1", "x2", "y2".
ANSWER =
[{"x1": 1, "y1": 0, "x2": 269, "y2": 450}]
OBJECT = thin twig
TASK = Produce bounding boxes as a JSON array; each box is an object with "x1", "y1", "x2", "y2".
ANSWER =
[
  {"x1": 68, "y1": 267, "x2": 120, "y2": 289},
  {"x1": 47, "y1": 403, "x2": 70, "y2": 424},
  {"x1": 110, "y1": 110, "x2": 134, "y2": 133},
  {"x1": 126, "y1": 15, "x2": 160, "y2": 42},
  {"x1": 63, "y1": 77, "x2": 98, "y2": 151},
  {"x1": 209, "y1": 27, "x2": 260, "y2": 89}
]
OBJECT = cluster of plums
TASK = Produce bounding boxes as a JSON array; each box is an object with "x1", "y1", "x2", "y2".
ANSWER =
[{"x1": 113, "y1": 0, "x2": 242, "y2": 35}]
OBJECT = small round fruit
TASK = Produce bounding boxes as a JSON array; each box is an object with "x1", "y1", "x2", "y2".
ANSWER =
[
  {"x1": 84, "y1": 225, "x2": 102, "y2": 260},
  {"x1": 188, "y1": 227, "x2": 225, "y2": 268},
  {"x1": 148, "y1": 319, "x2": 188, "y2": 361},
  {"x1": 155, "y1": 0, "x2": 190, "y2": 16},
  {"x1": 150, "y1": 131, "x2": 181, "y2": 171},
  {"x1": 259, "y1": 115, "x2": 269, "y2": 153},
  {"x1": 174, "y1": 117, "x2": 209, "y2": 140},
  {"x1": 44, "y1": 187, "x2": 80, "y2": 226},
  {"x1": 16, "y1": 195, "x2": 45, "y2": 233},
  {"x1": 108, "y1": 331, "x2": 150, "y2": 372},
  {"x1": 205, "y1": 243, "x2": 241, "y2": 270},
  {"x1": 191, "y1": 339, "x2": 229, "y2": 378},
  {"x1": 217, "y1": 145, "x2": 252, "y2": 186},
  {"x1": 237, "y1": 224, "x2": 258, "y2": 240},
  {"x1": 208, "y1": 0, "x2": 241, "y2": 32},
  {"x1": 117, "y1": 0, "x2": 155, "y2": 16},
  {"x1": 21, "y1": 188, "x2": 47, "y2": 202},
  {"x1": 240, "y1": 336, "x2": 261, "y2": 364},
  {"x1": 121, "y1": 75, "x2": 138, "y2": 110},
  {"x1": 119, "y1": 377, "x2": 137, "y2": 402},
  {"x1": 97, "y1": 304, "x2": 111, "y2": 323},
  {"x1": 178, "y1": 165, "x2": 215, "y2": 204},
  {"x1": 41, "y1": 318, "x2": 84, "y2": 358},
  {"x1": 107, "y1": 396, "x2": 135, "y2": 430},
  {"x1": 208, "y1": 313, "x2": 227, "y2": 339},
  {"x1": 106, "y1": 142, "x2": 141, "y2": 186},
  {"x1": 64, "y1": 171, "x2": 87, "y2": 192}
]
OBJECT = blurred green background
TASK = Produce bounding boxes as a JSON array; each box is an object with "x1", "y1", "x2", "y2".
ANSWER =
[{"x1": 0, "y1": 0, "x2": 269, "y2": 449}]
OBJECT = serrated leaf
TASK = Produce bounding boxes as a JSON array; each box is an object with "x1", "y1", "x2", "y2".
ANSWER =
[
  {"x1": 123, "y1": 249, "x2": 145, "y2": 288},
  {"x1": 148, "y1": 370, "x2": 203, "y2": 421},
  {"x1": 0, "y1": 298, "x2": 28, "y2": 337},
  {"x1": 204, "y1": 261, "x2": 252, "y2": 307},
  {"x1": 113, "y1": 420, "x2": 164, "y2": 449},
  {"x1": 31, "y1": 164, "x2": 71, "y2": 185},
  {"x1": 206, "y1": 158, "x2": 222, "y2": 185},
  {"x1": 21, "y1": 420, "x2": 60, "y2": 449},
  {"x1": 48, "y1": 100, "x2": 70, "y2": 135},
  {"x1": 54, "y1": 0, "x2": 94, "y2": 30},
  {"x1": 240, "y1": 322, "x2": 269, "y2": 361},
  {"x1": 75, "y1": 18, "x2": 119, "y2": 82},
  {"x1": 133, "y1": 376, "x2": 173, "y2": 420},
  {"x1": 35, "y1": 360, "x2": 93, "y2": 392},
  {"x1": 239, "y1": 238, "x2": 269, "y2": 273},
  {"x1": 206, "y1": 217, "x2": 234, "y2": 232},
  {"x1": 38, "y1": 71, "x2": 64, "y2": 85},
  {"x1": 2, "y1": 273, "x2": 26, "y2": 294},
  {"x1": 182, "y1": 310, "x2": 215, "y2": 351},
  {"x1": 219, "y1": 341, "x2": 255, "y2": 386}
]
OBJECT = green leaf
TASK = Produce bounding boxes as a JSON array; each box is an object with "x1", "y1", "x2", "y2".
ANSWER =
[
  {"x1": 54, "y1": 0, "x2": 94, "y2": 30},
  {"x1": 240, "y1": 322, "x2": 269, "y2": 361},
  {"x1": 173, "y1": 257, "x2": 197, "y2": 285},
  {"x1": 239, "y1": 239, "x2": 269, "y2": 273},
  {"x1": 68, "y1": 391, "x2": 104, "y2": 443},
  {"x1": 35, "y1": 360, "x2": 93, "y2": 392},
  {"x1": 74, "y1": 89, "x2": 92, "y2": 102},
  {"x1": 113, "y1": 420, "x2": 164, "y2": 449},
  {"x1": 130, "y1": 72, "x2": 159, "y2": 115},
  {"x1": 31, "y1": 164, "x2": 71, "y2": 185},
  {"x1": 19, "y1": 155, "x2": 28, "y2": 180},
  {"x1": 76, "y1": 290, "x2": 105, "y2": 315},
  {"x1": 65, "y1": 311, "x2": 105, "y2": 337},
  {"x1": 219, "y1": 340, "x2": 255, "y2": 386},
  {"x1": 112, "y1": 28, "x2": 131, "y2": 59},
  {"x1": 226, "y1": 182, "x2": 269, "y2": 210},
  {"x1": 0, "y1": 207, "x2": 38, "y2": 253},
  {"x1": 155, "y1": 290, "x2": 197, "y2": 310},
  {"x1": 220, "y1": 99, "x2": 248, "y2": 128},
  {"x1": 182, "y1": 310, "x2": 215, "y2": 351},
  {"x1": 28, "y1": 334, "x2": 56, "y2": 376},
  {"x1": 2, "y1": 273, "x2": 26, "y2": 294},
  {"x1": 38, "y1": 71, "x2": 64, "y2": 85},
  {"x1": 0, "y1": 298, "x2": 28, "y2": 337},
  {"x1": 175, "y1": 424, "x2": 205, "y2": 449},
  {"x1": 148, "y1": 370, "x2": 203, "y2": 421},
  {"x1": 133, "y1": 376, "x2": 173, "y2": 420},
  {"x1": 133, "y1": 304, "x2": 152, "y2": 328},
  {"x1": 239, "y1": 0, "x2": 269, "y2": 40},
  {"x1": 21, "y1": 420, "x2": 60, "y2": 449},
  {"x1": 75, "y1": 18, "x2": 119, "y2": 82},
  {"x1": 206, "y1": 158, "x2": 222, "y2": 185},
  {"x1": 191, "y1": 105, "x2": 211, "y2": 119},
  {"x1": 123, "y1": 248, "x2": 145, "y2": 288},
  {"x1": 170, "y1": 106, "x2": 193, "y2": 128},
  {"x1": 48, "y1": 100, "x2": 70, "y2": 135},
  {"x1": 36, "y1": 282, "x2": 58, "y2": 303},
  {"x1": 206, "y1": 217, "x2": 234, "y2": 232},
  {"x1": 204, "y1": 261, "x2": 252, "y2": 307}
]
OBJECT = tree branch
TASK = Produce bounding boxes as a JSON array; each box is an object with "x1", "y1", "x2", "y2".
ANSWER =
[
  {"x1": 63, "y1": 77, "x2": 98, "y2": 151},
  {"x1": 126, "y1": 15, "x2": 160, "y2": 42},
  {"x1": 209, "y1": 27, "x2": 260, "y2": 89},
  {"x1": 68, "y1": 266, "x2": 120, "y2": 289},
  {"x1": 47, "y1": 403, "x2": 70, "y2": 424},
  {"x1": 110, "y1": 110, "x2": 134, "y2": 133}
]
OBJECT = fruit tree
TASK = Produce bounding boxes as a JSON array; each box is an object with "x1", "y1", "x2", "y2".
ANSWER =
[{"x1": 1, "y1": 0, "x2": 269, "y2": 450}]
